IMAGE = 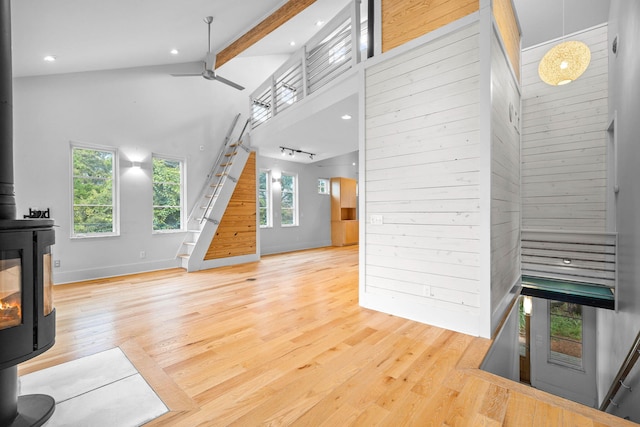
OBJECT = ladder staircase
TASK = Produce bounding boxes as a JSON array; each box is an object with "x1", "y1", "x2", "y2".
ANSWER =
[{"x1": 178, "y1": 113, "x2": 251, "y2": 272}]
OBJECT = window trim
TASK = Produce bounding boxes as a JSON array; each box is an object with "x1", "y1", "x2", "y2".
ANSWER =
[
  {"x1": 280, "y1": 171, "x2": 299, "y2": 227},
  {"x1": 70, "y1": 142, "x2": 120, "y2": 239},
  {"x1": 152, "y1": 153, "x2": 186, "y2": 234},
  {"x1": 259, "y1": 169, "x2": 272, "y2": 228}
]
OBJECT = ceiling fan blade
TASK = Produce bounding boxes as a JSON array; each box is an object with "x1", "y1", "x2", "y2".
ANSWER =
[
  {"x1": 170, "y1": 73, "x2": 202, "y2": 77},
  {"x1": 213, "y1": 74, "x2": 245, "y2": 91}
]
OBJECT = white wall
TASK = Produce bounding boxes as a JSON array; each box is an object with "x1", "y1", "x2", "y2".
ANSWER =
[
  {"x1": 361, "y1": 20, "x2": 485, "y2": 337},
  {"x1": 597, "y1": 1, "x2": 640, "y2": 421},
  {"x1": 490, "y1": 28, "x2": 521, "y2": 332},
  {"x1": 521, "y1": 25, "x2": 609, "y2": 232},
  {"x1": 13, "y1": 57, "x2": 288, "y2": 284},
  {"x1": 258, "y1": 151, "x2": 358, "y2": 255},
  {"x1": 480, "y1": 298, "x2": 519, "y2": 381}
]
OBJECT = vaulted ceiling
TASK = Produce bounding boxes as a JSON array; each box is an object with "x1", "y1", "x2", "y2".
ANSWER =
[{"x1": 10, "y1": 1, "x2": 611, "y2": 163}]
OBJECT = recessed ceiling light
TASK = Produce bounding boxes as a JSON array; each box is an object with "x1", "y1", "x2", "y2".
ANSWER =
[
  {"x1": 341, "y1": 114, "x2": 352, "y2": 120},
  {"x1": 315, "y1": 20, "x2": 325, "y2": 27},
  {"x1": 170, "y1": 49, "x2": 179, "y2": 55},
  {"x1": 43, "y1": 55, "x2": 56, "y2": 62},
  {"x1": 289, "y1": 41, "x2": 296, "y2": 47}
]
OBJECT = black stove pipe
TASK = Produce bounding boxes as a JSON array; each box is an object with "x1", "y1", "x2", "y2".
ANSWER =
[
  {"x1": 0, "y1": 2, "x2": 55, "y2": 426},
  {"x1": 0, "y1": 0, "x2": 15, "y2": 220}
]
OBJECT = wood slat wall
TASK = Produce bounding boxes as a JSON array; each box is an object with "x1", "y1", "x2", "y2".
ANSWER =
[
  {"x1": 492, "y1": 0, "x2": 521, "y2": 82},
  {"x1": 204, "y1": 152, "x2": 257, "y2": 260},
  {"x1": 521, "y1": 25, "x2": 608, "y2": 232},
  {"x1": 490, "y1": 30, "x2": 521, "y2": 312},
  {"x1": 364, "y1": 23, "x2": 482, "y2": 331},
  {"x1": 381, "y1": 0, "x2": 479, "y2": 53}
]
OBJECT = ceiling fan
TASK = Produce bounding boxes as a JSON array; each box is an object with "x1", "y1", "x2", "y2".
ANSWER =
[{"x1": 171, "y1": 16, "x2": 245, "y2": 91}]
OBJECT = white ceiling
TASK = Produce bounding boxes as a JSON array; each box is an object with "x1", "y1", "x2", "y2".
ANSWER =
[
  {"x1": 9, "y1": 0, "x2": 611, "y2": 163},
  {"x1": 513, "y1": 0, "x2": 609, "y2": 48},
  {"x1": 10, "y1": 0, "x2": 350, "y2": 77}
]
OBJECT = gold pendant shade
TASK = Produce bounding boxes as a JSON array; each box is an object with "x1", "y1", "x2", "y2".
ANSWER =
[{"x1": 538, "y1": 41, "x2": 591, "y2": 86}]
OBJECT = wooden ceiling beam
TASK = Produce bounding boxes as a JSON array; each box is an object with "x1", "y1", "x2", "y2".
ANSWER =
[{"x1": 215, "y1": 0, "x2": 317, "y2": 69}]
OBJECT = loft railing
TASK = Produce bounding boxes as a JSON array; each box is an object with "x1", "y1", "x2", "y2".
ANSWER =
[
  {"x1": 250, "y1": 0, "x2": 365, "y2": 130},
  {"x1": 600, "y1": 330, "x2": 640, "y2": 412}
]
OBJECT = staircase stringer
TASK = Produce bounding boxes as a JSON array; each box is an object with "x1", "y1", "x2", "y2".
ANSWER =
[{"x1": 177, "y1": 115, "x2": 252, "y2": 271}]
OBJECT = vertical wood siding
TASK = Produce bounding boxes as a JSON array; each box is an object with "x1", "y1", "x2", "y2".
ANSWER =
[
  {"x1": 381, "y1": 0, "x2": 479, "y2": 53},
  {"x1": 490, "y1": 30, "x2": 521, "y2": 312},
  {"x1": 521, "y1": 25, "x2": 608, "y2": 232},
  {"x1": 364, "y1": 23, "x2": 482, "y2": 321},
  {"x1": 492, "y1": 0, "x2": 521, "y2": 82},
  {"x1": 205, "y1": 152, "x2": 257, "y2": 260}
]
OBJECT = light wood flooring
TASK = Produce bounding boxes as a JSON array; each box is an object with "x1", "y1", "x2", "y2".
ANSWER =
[{"x1": 20, "y1": 246, "x2": 634, "y2": 426}]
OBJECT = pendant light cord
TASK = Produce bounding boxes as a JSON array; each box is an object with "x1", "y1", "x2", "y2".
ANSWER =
[{"x1": 562, "y1": 0, "x2": 565, "y2": 41}]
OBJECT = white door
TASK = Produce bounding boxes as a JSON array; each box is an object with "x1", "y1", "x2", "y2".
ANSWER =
[{"x1": 530, "y1": 298, "x2": 597, "y2": 407}]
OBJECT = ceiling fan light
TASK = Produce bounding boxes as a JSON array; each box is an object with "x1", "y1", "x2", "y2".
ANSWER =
[{"x1": 538, "y1": 41, "x2": 591, "y2": 86}]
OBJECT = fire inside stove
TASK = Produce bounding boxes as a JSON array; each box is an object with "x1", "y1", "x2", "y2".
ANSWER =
[{"x1": 0, "y1": 255, "x2": 21, "y2": 330}]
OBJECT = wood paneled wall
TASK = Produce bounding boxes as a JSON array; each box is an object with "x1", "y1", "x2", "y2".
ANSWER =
[
  {"x1": 521, "y1": 25, "x2": 608, "y2": 232},
  {"x1": 493, "y1": 0, "x2": 521, "y2": 82},
  {"x1": 205, "y1": 152, "x2": 257, "y2": 260},
  {"x1": 364, "y1": 23, "x2": 482, "y2": 334},
  {"x1": 381, "y1": 0, "x2": 478, "y2": 53},
  {"x1": 490, "y1": 30, "x2": 521, "y2": 314}
]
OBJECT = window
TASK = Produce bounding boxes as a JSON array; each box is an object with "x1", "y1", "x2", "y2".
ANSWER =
[
  {"x1": 71, "y1": 145, "x2": 118, "y2": 236},
  {"x1": 152, "y1": 156, "x2": 184, "y2": 232},
  {"x1": 318, "y1": 178, "x2": 330, "y2": 195},
  {"x1": 259, "y1": 170, "x2": 272, "y2": 228},
  {"x1": 280, "y1": 172, "x2": 298, "y2": 226},
  {"x1": 549, "y1": 301, "x2": 583, "y2": 369}
]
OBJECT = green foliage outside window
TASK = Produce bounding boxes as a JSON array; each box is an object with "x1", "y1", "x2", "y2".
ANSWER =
[
  {"x1": 153, "y1": 157, "x2": 182, "y2": 231},
  {"x1": 72, "y1": 147, "x2": 115, "y2": 234},
  {"x1": 259, "y1": 171, "x2": 270, "y2": 227},
  {"x1": 549, "y1": 301, "x2": 583, "y2": 366},
  {"x1": 281, "y1": 173, "x2": 296, "y2": 226}
]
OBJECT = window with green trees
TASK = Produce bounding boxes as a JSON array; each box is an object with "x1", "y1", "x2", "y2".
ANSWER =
[
  {"x1": 153, "y1": 156, "x2": 184, "y2": 231},
  {"x1": 281, "y1": 172, "x2": 297, "y2": 226},
  {"x1": 259, "y1": 170, "x2": 271, "y2": 227},
  {"x1": 549, "y1": 301, "x2": 583, "y2": 369},
  {"x1": 72, "y1": 146, "x2": 118, "y2": 236}
]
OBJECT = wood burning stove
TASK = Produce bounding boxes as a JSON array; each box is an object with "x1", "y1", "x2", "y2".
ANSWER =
[
  {"x1": 0, "y1": 220, "x2": 56, "y2": 426},
  {"x1": 0, "y1": 1, "x2": 57, "y2": 425}
]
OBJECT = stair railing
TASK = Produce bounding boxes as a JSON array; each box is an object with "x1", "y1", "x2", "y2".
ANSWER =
[
  {"x1": 186, "y1": 113, "x2": 240, "y2": 225},
  {"x1": 198, "y1": 118, "x2": 250, "y2": 225},
  {"x1": 249, "y1": 0, "x2": 363, "y2": 130},
  {"x1": 600, "y1": 330, "x2": 640, "y2": 411}
]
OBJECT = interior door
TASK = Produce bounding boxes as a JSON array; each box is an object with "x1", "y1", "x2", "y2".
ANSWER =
[{"x1": 530, "y1": 297, "x2": 597, "y2": 407}]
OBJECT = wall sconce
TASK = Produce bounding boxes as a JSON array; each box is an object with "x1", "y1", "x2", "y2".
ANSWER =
[
  {"x1": 131, "y1": 161, "x2": 141, "y2": 169},
  {"x1": 272, "y1": 177, "x2": 281, "y2": 184},
  {"x1": 523, "y1": 296, "x2": 533, "y2": 316},
  {"x1": 280, "y1": 146, "x2": 315, "y2": 160}
]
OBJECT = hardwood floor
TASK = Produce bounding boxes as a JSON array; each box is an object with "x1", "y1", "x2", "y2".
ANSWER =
[{"x1": 20, "y1": 246, "x2": 633, "y2": 426}]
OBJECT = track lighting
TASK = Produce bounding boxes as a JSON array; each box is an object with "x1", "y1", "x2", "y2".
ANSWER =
[{"x1": 279, "y1": 146, "x2": 316, "y2": 160}]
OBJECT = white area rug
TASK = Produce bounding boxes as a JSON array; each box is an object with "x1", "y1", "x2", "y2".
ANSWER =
[{"x1": 20, "y1": 347, "x2": 168, "y2": 427}]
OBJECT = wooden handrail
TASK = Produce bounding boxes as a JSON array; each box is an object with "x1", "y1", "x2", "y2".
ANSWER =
[{"x1": 600, "y1": 330, "x2": 640, "y2": 411}]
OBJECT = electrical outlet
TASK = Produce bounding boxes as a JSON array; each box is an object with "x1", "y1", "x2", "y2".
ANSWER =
[
  {"x1": 139, "y1": 251, "x2": 146, "y2": 259},
  {"x1": 54, "y1": 260, "x2": 60, "y2": 268},
  {"x1": 370, "y1": 215, "x2": 383, "y2": 225}
]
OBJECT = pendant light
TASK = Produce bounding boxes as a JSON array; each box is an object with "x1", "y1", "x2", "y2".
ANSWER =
[{"x1": 538, "y1": 0, "x2": 591, "y2": 86}]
